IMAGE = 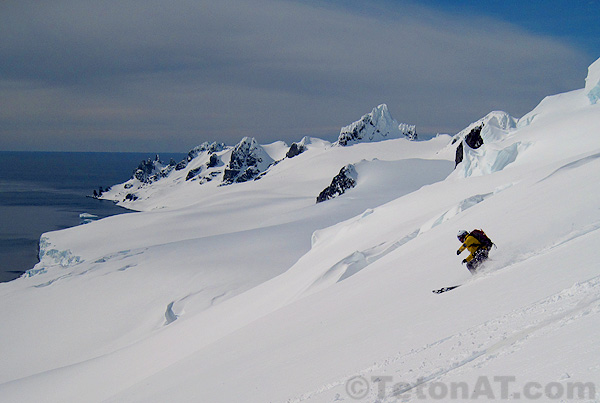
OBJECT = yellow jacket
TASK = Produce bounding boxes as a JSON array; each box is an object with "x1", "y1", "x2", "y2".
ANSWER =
[{"x1": 457, "y1": 235, "x2": 482, "y2": 262}]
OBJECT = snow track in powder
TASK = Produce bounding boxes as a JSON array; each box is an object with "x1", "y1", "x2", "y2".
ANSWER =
[{"x1": 291, "y1": 274, "x2": 600, "y2": 402}]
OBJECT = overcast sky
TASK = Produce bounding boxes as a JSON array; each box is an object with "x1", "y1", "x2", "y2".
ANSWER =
[{"x1": 1, "y1": 0, "x2": 598, "y2": 152}]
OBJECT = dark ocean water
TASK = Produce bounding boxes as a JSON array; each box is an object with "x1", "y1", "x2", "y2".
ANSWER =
[{"x1": 0, "y1": 151, "x2": 184, "y2": 282}]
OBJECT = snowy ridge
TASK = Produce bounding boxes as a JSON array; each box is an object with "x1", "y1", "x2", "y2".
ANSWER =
[
  {"x1": 1, "y1": 57, "x2": 599, "y2": 402},
  {"x1": 99, "y1": 106, "x2": 417, "y2": 211},
  {"x1": 450, "y1": 110, "x2": 517, "y2": 145}
]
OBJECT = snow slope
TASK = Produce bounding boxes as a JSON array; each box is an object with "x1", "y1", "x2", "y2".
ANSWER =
[{"x1": 0, "y1": 58, "x2": 599, "y2": 403}]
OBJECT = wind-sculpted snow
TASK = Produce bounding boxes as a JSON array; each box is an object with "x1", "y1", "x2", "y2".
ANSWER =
[
  {"x1": 538, "y1": 151, "x2": 600, "y2": 183},
  {"x1": 164, "y1": 302, "x2": 178, "y2": 325},
  {"x1": 418, "y1": 192, "x2": 495, "y2": 235},
  {"x1": 451, "y1": 111, "x2": 517, "y2": 145},
  {"x1": 306, "y1": 229, "x2": 420, "y2": 296},
  {"x1": 454, "y1": 141, "x2": 531, "y2": 178},
  {"x1": 517, "y1": 58, "x2": 600, "y2": 129}
]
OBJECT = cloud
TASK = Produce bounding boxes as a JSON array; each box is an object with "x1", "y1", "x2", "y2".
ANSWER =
[{"x1": 0, "y1": 0, "x2": 592, "y2": 151}]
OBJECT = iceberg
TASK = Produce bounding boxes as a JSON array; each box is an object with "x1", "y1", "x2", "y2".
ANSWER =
[{"x1": 79, "y1": 213, "x2": 99, "y2": 225}]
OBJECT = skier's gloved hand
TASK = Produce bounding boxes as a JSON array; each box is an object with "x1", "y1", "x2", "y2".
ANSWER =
[
  {"x1": 462, "y1": 259, "x2": 467, "y2": 264},
  {"x1": 456, "y1": 250, "x2": 461, "y2": 255}
]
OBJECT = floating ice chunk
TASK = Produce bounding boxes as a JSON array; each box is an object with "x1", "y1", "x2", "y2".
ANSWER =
[{"x1": 79, "y1": 213, "x2": 99, "y2": 225}]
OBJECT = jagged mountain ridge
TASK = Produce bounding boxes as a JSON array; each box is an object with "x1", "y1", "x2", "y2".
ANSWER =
[
  {"x1": 99, "y1": 103, "x2": 533, "y2": 208},
  {"x1": 100, "y1": 100, "x2": 521, "y2": 208},
  {"x1": 99, "y1": 105, "x2": 417, "y2": 208}
]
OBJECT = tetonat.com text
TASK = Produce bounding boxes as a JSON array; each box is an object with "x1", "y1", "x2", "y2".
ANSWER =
[{"x1": 345, "y1": 375, "x2": 596, "y2": 401}]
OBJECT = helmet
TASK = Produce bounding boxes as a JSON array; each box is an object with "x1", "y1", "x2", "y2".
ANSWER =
[{"x1": 457, "y1": 230, "x2": 468, "y2": 241}]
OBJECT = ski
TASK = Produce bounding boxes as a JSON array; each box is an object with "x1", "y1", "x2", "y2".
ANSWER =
[{"x1": 432, "y1": 285, "x2": 461, "y2": 294}]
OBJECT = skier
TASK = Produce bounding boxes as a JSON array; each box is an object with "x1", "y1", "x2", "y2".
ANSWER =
[{"x1": 456, "y1": 229, "x2": 493, "y2": 274}]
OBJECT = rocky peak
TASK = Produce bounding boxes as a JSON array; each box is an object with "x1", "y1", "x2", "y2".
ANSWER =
[
  {"x1": 286, "y1": 142, "x2": 307, "y2": 158},
  {"x1": 222, "y1": 137, "x2": 274, "y2": 184},
  {"x1": 336, "y1": 104, "x2": 417, "y2": 146},
  {"x1": 133, "y1": 155, "x2": 164, "y2": 183},
  {"x1": 175, "y1": 142, "x2": 227, "y2": 171}
]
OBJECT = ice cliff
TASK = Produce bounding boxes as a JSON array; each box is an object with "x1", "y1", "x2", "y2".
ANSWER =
[
  {"x1": 585, "y1": 57, "x2": 600, "y2": 104},
  {"x1": 450, "y1": 111, "x2": 522, "y2": 178}
]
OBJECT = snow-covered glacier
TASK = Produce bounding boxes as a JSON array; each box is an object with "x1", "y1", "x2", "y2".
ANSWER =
[{"x1": 0, "y1": 57, "x2": 599, "y2": 403}]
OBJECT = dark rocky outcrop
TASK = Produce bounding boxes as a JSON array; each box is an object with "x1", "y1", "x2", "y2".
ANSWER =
[
  {"x1": 175, "y1": 142, "x2": 226, "y2": 171},
  {"x1": 337, "y1": 115, "x2": 377, "y2": 146},
  {"x1": 175, "y1": 160, "x2": 189, "y2": 171},
  {"x1": 465, "y1": 124, "x2": 484, "y2": 149},
  {"x1": 455, "y1": 124, "x2": 484, "y2": 168},
  {"x1": 133, "y1": 155, "x2": 162, "y2": 183},
  {"x1": 186, "y1": 167, "x2": 202, "y2": 181},
  {"x1": 222, "y1": 137, "x2": 273, "y2": 185},
  {"x1": 92, "y1": 186, "x2": 109, "y2": 198},
  {"x1": 286, "y1": 142, "x2": 306, "y2": 158},
  {"x1": 223, "y1": 166, "x2": 260, "y2": 184},
  {"x1": 207, "y1": 153, "x2": 221, "y2": 168},
  {"x1": 400, "y1": 124, "x2": 418, "y2": 141},
  {"x1": 455, "y1": 142, "x2": 464, "y2": 167},
  {"x1": 316, "y1": 164, "x2": 358, "y2": 203}
]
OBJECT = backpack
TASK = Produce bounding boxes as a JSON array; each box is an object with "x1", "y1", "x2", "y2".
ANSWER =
[{"x1": 469, "y1": 229, "x2": 494, "y2": 249}]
